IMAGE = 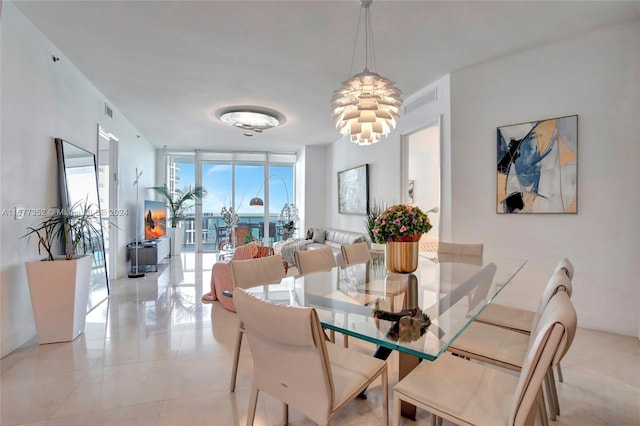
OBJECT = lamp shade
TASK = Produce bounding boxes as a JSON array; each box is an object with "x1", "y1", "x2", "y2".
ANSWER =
[
  {"x1": 249, "y1": 197, "x2": 264, "y2": 207},
  {"x1": 331, "y1": 70, "x2": 402, "y2": 145}
]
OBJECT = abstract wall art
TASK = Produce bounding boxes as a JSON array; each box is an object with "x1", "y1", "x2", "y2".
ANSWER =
[
  {"x1": 338, "y1": 164, "x2": 369, "y2": 215},
  {"x1": 497, "y1": 115, "x2": 578, "y2": 214}
]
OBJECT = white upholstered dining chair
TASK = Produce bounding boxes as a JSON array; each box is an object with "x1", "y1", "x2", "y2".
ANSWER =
[
  {"x1": 340, "y1": 241, "x2": 371, "y2": 266},
  {"x1": 437, "y1": 241, "x2": 484, "y2": 257},
  {"x1": 475, "y1": 258, "x2": 574, "y2": 333},
  {"x1": 294, "y1": 247, "x2": 337, "y2": 275},
  {"x1": 393, "y1": 291, "x2": 577, "y2": 426},
  {"x1": 446, "y1": 266, "x2": 573, "y2": 422},
  {"x1": 234, "y1": 288, "x2": 389, "y2": 426},
  {"x1": 228, "y1": 255, "x2": 286, "y2": 392}
]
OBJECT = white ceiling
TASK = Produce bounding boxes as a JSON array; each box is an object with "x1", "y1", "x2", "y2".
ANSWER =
[{"x1": 14, "y1": 1, "x2": 640, "y2": 152}]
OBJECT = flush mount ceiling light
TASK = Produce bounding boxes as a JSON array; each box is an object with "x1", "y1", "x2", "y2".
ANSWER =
[
  {"x1": 331, "y1": 0, "x2": 403, "y2": 146},
  {"x1": 216, "y1": 106, "x2": 284, "y2": 137}
]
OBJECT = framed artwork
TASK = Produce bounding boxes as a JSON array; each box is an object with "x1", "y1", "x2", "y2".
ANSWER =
[
  {"x1": 408, "y1": 180, "x2": 415, "y2": 204},
  {"x1": 497, "y1": 115, "x2": 578, "y2": 214},
  {"x1": 338, "y1": 164, "x2": 369, "y2": 215}
]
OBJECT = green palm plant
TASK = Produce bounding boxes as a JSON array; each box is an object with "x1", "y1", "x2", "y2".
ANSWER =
[
  {"x1": 364, "y1": 199, "x2": 388, "y2": 243},
  {"x1": 150, "y1": 184, "x2": 207, "y2": 228},
  {"x1": 23, "y1": 199, "x2": 104, "y2": 261}
]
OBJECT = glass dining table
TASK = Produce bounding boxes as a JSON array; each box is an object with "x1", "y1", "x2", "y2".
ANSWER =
[{"x1": 225, "y1": 253, "x2": 526, "y2": 419}]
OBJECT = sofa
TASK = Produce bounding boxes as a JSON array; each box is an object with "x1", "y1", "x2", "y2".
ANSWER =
[{"x1": 304, "y1": 227, "x2": 369, "y2": 266}]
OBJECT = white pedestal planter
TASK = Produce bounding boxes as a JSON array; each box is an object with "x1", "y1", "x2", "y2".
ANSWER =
[
  {"x1": 25, "y1": 255, "x2": 93, "y2": 344},
  {"x1": 169, "y1": 227, "x2": 184, "y2": 256}
]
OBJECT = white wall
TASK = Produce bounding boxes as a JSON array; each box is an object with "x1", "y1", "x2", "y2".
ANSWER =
[
  {"x1": 0, "y1": 1, "x2": 156, "y2": 356},
  {"x1": 449, "y1": 20, "x2": 640, "y2": 336}
]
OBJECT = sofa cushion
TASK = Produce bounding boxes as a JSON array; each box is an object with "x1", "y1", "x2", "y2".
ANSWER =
[
  {"x1": 312, "y1": 228, "x2": 326, "y2": 244},
  {"x1": 324, "y1": 228, "x2": 367, "y2": 246}
]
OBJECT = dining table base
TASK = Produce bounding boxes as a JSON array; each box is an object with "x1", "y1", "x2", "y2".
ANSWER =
[{"x1": 399, "y1": 352, "x2": 420, "y2": 420}]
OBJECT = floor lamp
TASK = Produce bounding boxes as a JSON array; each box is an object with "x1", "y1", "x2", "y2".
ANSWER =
[
  {"x1": 249, "y1": 174, "x2": 293, "y2": 243},
  {"x1": 128, "y1": 168, "x2": 145, "y2": 278}
]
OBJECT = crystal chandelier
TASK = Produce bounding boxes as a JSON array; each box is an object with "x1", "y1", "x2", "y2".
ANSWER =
[{"x1": 331, "y1": 0, "x2": 403, "y2": 146}]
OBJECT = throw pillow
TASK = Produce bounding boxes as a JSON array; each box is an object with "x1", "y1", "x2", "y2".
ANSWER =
[
  {"x1": 306, "y1": 228, "x2": 314, "y2": 240},
  {"x1": 232, "y1": 242, "x2": 259, "y2": 260},
  {"x1": 312, "y1": 228, "x2": 326, "y2": 244}
]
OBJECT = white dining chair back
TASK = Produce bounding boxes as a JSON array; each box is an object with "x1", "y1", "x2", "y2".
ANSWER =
[
  {"x1": 340, "y1": 241, "x2": 371, "y2": 266},
  {"x1": 530, "y1": 268, "x2": 572, "y2": 333},
  {"x1": 229, "y1": 254, "x2": 287, "y2": 289},
  {"x1": 234, "y1": 288, "x2": 388, "y2": 426},
  {"x1": 437, "y1": 241, "x2": 484, "y2": 257},
  {"x1": 228, "y1": 255, "x2": 286, "y2": 392},
  {"x1": 555, "y1": 257, "x2": 574, "y2": 280},
  {"x1": 294, "y1": 247, "x2": 336, "y2": 275},
  {"x1": 510, "y1": 291, "x2": 577, "y2": 425}
]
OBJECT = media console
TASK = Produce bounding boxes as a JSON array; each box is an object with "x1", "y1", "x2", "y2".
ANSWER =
[{"x1": 127, "y1": 237, "x2": 170, "y2": 272}]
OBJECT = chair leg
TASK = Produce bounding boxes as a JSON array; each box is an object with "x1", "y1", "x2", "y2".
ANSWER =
[
  {"x1": 556, "y1": 362, "x2": 564, "y2": 382},
  {"x1": 282, "y1": 402, "x2": 289, "y2": 426},
  {"x1": 543, "y1": 372, "x2": 557, "y2": 421},
  {"x1": 382, "y1": 367, "x2": 389, "y2": 426},
  {"x1": 246, "y1": 386, "x2": 259, "y2": 426},
  {"x1": 329, "y1": 329, "x2": 336, "y2": 343},
  {"x1": 343, "y1": 334, "x2": 349, "y2": 348},
  {"x1": 536, "y1": 389, "x2": 549, "y2": 426},
  {"x1": 393, "y1": 393, "x2": 402, "y2": 426},
  {"x1": 548, "y1": 367, "x2": 561, "y2": 416},
  {"x1": 230, "y1": 328, "x2": 243, "y2": 392}
]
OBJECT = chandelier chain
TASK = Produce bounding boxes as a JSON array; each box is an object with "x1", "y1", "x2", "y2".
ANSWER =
[{"x1": 349, "y1": 6, "x2": 365, "y2": 77}]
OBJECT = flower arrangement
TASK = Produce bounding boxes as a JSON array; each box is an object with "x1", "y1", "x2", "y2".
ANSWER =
[
  {"x1": 279, "y1": 203, "x2": 299, "y2": 231},
  {"x1": 372, "y1": 204, "x2": 435, "y2": 244}
]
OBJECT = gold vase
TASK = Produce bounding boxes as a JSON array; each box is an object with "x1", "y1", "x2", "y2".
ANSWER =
[{"x1": 385, "y1": 241, "x2": 419, "y2": 273}]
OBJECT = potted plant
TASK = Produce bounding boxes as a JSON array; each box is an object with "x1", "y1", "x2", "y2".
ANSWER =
[
  {"x1": 364, "y1": 199, "x2": 388, "y2": 251},
  {"x1": 22, "y1": 199, "x2": 104, "y2": 344},
  {"x1": 372, "y1": 204, "x2": 435, "y2": 273},
  {"x1": 150, "y1": 184, "x2": 207, "y2": 255}
]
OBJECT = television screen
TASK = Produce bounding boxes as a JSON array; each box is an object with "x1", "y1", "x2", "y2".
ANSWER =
[{"x1": 144, "y1": 200, "x2": 167, "y2": 240}]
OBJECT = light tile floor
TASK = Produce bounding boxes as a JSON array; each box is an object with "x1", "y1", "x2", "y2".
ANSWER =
[{"x1": 2, "y1": 253, "x2": 639, "y2": 426}]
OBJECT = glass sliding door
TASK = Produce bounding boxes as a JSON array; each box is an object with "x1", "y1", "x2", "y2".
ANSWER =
[
  {"x1": 235, "y1": 161, "x2": 264, "y2": 245},
  {"x1": 201, "y1": 156, "x2": 233, "y2": 251},
  {"x1": 193, "y1": 152, "x2": 297, "y2": 252},
  {"x1": 268, "y1": 162, "x2": 295, "y2": 242}
]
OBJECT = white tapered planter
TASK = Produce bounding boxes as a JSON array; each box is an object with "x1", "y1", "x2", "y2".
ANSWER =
[
  {"x1": 25, "y1": 255, "x2": 93, "y2": 344},
  {"x1": 169, "y1": 227, "x2": 184, "y2": 256}
]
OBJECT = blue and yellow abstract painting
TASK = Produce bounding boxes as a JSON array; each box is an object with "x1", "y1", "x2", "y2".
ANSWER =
[{"x1": 497, "y1": 115, "x2": 577, "y2": 214}]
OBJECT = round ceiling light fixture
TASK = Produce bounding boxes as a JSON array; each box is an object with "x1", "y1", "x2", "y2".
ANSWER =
[{"x1": 215, "y1": 106, "x2": 285, "y2": 137}]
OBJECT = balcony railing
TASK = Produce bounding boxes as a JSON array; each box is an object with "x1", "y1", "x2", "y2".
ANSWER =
[{"x1": 179, "y1": 214, "x2": 291, "y2": 251}]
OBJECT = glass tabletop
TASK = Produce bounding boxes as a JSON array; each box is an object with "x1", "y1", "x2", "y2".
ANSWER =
[{"x1": 225, "y1": 254, "x2": 526, "y2": 361}]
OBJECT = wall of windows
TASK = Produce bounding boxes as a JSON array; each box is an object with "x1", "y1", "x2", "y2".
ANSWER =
[{"x1": 161, "y1": 151, "x2": 296, "y2": 252}]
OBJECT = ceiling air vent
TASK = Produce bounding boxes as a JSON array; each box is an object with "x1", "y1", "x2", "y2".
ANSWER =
[
  {"x1": 403, "y1": 88, "x2": 437, "y2": 115},
  {"x1": 104, "y1": 103, "x2": 113, "y2": 118}
]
